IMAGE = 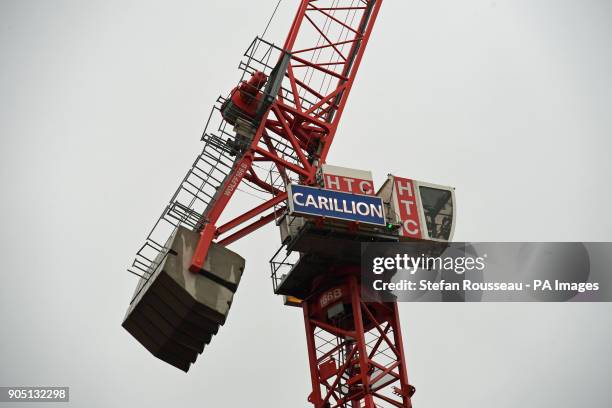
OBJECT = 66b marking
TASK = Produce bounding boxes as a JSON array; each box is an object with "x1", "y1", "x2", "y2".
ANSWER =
[{"x1": 319, "y1": 288, "x2": 343, "y2": 308}]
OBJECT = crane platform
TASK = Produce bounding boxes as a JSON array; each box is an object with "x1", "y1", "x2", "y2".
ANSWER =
[{"x1": 274, "y1": 220, "x2": 399, "y2": 299}]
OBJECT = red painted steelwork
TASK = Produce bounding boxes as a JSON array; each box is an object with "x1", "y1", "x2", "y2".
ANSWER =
[
  {"x1": 190, "y1": 0, "x2": 384, "y2": 271},
  {"x1": 184, "y1": 3, "x2": 418, "y2": 405},
  {"x1": 303, "y1": 270, "x2": 414, "y2": 408}
]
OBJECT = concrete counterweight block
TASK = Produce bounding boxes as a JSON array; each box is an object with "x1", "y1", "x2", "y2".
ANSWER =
[
  {"x1": 161, "y1": 226, "x2": 245, "y2": 325},
  {"x1": 201, "y1": 243, "x2": 246, "y2": 292},
  {"x1": 123, "y1": 226, "x2": 246, "y2": 372}
]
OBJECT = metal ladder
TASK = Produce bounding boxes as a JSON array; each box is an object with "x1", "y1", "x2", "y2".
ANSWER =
[{"x1": 127, "y1": 103, "x2": 241, "y2": 298}]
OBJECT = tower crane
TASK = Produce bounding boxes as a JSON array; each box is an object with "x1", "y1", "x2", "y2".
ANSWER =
[{"x1": 123, "y1": 1, "x2": 456, "y2": 407}]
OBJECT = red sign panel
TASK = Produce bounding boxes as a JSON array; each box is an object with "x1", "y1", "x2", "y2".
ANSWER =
[
  {"x1": 323, "y1": 174, "x2": 375, "y2": 195},
  {"x1": 393, "y1": 176, "x2": 422, "y2": 239}
]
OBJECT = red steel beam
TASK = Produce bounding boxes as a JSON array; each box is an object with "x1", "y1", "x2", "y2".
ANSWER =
[
  {"x1": 216, "y1": 193, "x2": 287, "y2": 236},
  {"x1": 216, "y1": 209, "x2": 282, "y2": 247}
]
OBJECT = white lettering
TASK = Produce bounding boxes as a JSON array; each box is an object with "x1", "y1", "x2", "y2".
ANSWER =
[
  {"x1": 305, "y1": 195, "x2": 317, "y2": 207},
  {"x1": 318, "y1": 196, "x2": 330, "y2": 210},
  {"x1": 332, "y1": 198, "x2": 343, "y2": 213},
  {"x1": 344, "y1": 177, "x2": 355, "y2": 192},
  {"x1": 404, "y1": 219, "x2": 419, "y2": 235},
  {"x1": 400, "y1": 199, "x2": 415, "y2": 215},
  {"x1": 359, "y1": 180, "x2": 372, "y2": 194},
  {"x1": 397, "y1": 180, "x2": 413, "y2": 197},
  {"x1": 292, "y1": 188, "x2": 385, "y2": 224},
  {"x1": 369, "y1": 203, "x2": 383, "y2": 219},
  {"x1": 341, "y1": 199, "x2": 350, "y2": 213},
  {"x1": 326, "y1": 175, "x2": 340, "y2": 190},
  {"x1": 293, "y1": 192, "x2": 305, "y2": 206},
  {"x1": 356, "y1": 202, "x2": 369, "y2": 216}
]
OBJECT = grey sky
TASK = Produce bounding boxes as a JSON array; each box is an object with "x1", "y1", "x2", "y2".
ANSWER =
[{"x1": 1, "y1": 0, "x2": 611, "y2": 407}]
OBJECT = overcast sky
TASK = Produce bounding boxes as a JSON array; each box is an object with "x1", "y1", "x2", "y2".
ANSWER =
[{"x1": 1, "y1": 0, "x2": 612, "y2": 407}]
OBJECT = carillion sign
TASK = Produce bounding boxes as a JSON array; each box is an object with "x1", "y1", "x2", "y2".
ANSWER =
[{"x1": 287, "y1": 184, "x2": 386, "y2": 226}]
